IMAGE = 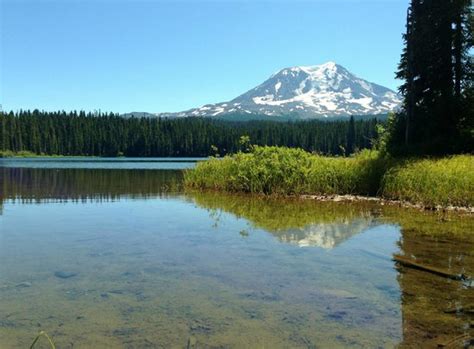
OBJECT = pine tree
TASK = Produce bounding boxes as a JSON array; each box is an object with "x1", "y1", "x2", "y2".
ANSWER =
[
  {"x1": 391, "y1": 0, "x2": 473, "y2": 155},
  {"x1": 346, "y1": 115, "x2": 356, "y2": 155}
]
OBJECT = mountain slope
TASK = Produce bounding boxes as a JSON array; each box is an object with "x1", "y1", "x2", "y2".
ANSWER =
[{"x1": 160, "y1": 62, "x2": 401, "y2": 119}]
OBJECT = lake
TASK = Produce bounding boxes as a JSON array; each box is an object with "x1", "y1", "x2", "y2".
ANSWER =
[{"x1": 0, "y1": 159, "x2": 473, "y2": 348}]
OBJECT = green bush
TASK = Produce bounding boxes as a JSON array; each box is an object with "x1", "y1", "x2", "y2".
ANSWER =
[
  {"x1": 185, "y1": 146, "x2": 474, "y2": 208},
  {"x1": 185, "y1": 146, "x2": 389, "y2": 196}
]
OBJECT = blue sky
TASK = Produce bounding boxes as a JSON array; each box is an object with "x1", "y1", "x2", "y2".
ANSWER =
[{"x1": 1, "y1": 0, "x2": 410, "y2": 113}]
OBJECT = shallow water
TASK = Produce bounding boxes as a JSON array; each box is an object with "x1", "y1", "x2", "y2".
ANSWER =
[{"x1": 0, "y1": 160, "x2": 473, "y2": 348}]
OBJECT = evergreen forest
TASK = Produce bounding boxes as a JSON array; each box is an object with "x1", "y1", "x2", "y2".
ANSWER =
[{"x1": 0, "y1": 111, "x2": 377, "y2": 157}]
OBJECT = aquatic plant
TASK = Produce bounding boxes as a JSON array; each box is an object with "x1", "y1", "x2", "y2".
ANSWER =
[{"x1": 30, "y1": 331, "x2": 56, "y2": 349}]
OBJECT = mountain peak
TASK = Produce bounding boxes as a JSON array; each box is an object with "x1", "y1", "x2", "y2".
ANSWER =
[
  {"x1": 273, "y1": 61, "x2": 339, "y2": 77},
  {"x1": 159, "y1": 63, "x2": 401, "y2": 119},
  {"x1": 302, "y1": 61, "x2": 338, "y2": 70}
]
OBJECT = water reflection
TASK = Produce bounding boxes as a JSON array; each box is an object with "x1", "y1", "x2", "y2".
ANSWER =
[
  {"x1": 0, "y1": 166, "x2": 472, "y2": 347},
  {"x1": 189, "y1": 191, "x2": 474, "y2": 347},
  {"x1": 189, "y1": 191, "x2": 378, "y2": 249},
  {"x1": 0, "y1": 167, "x2": 183, "y2": 204},
  {"x1": 280, "y1": 219, "x2": 373, "y2": 248},
  {"x1": 396, "y1": 228, "x2": 474, "y2": 348}
]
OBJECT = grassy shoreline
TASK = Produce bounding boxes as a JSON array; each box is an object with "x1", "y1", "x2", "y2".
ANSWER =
[
  {"x1": 0, "y1": 150, "x2": 78, "y2": 158},
  {"x1": 184, "y1": 146, "x2": 474, "y2": 209},
  {"x1": 0, "y1": 150, "x2": 41, "y2": 158}
]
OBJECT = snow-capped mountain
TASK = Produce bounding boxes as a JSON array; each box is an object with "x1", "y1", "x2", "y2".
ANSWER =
[{"x1": 160, "y1": 62, "x2": 401, "y2": 119}]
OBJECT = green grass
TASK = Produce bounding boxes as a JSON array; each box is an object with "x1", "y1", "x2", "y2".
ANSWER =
[
  {"x1": 0, "y1": 150, "x2": 39, "y2": 158},
  {"x1": 0, "y1": 151, "x2": 91, "y2": 158},
  {"x1": 381, "y1": 155, "x2": 474, "y2": 207},
  {"x1": 185, "y1": 146, "x2": 474, "y2": 208},
  {"x1": 185, "y1": 146, "x2": 390, "y2": 196}
]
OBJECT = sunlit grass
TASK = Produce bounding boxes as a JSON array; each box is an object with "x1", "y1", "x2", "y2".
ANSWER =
[
  {"x1": 0, "y1": 150, "x2": 38, "y2": 157},
  {"x1": 185, "y1": 147, "x2": 387, "y2": 196},
  {"x1": 382, "y1": 155, "x2": 474, "y2": 207},
  {"x1": 185, "y1": 146, "x2": 474, "y2": 208}
]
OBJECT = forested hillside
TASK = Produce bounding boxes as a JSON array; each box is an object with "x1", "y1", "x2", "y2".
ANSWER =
[{"x1": 0, "y1": 111, "x2": 380, "y2": 157}]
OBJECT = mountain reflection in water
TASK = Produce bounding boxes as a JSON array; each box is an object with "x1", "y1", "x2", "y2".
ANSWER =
[
  {"x1": 0, "y1": 166, "x2": 473, "y2": 348},
  {"x1": 190, "y1": 192, "x2": 474, "y2": 347},
  {"x1": 281, "y1": 219, "x2": 374, "y2": 248},
  {"x1": 189, "y1": 191, "x2": 380, "y2": 249}
]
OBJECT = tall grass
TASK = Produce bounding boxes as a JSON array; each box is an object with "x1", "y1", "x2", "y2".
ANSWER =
[
  {"x1": 382, "y1": 155, "x2": 474, "y2": 207},
  {"x1": 186, "y1": 146, "x2": 389, "y2": 196},
  {"x1": 185, "y1": 146, "x2": 474, "y2": 208}
]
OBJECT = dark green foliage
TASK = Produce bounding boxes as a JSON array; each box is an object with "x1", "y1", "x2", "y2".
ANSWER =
[
  {"x1": 391, "y1": 0, "x2": 473, "y2": 155},
  {"x1": 346, "y1": 115, "x2": 356, "y2": 155},
  {"x1": 0, "y1": 110, "x2": 381, "y2": 157}
]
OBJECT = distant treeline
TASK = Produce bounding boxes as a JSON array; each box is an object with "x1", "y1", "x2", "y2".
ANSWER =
[{"x1": 0, "y1": 110, "x2": 381, "y2": 157}]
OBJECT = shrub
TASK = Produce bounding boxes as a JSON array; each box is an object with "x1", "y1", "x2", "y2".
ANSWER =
[
  {"x1": 185, "y1": 146, "x2": 474, "y2": 208},
  {"x1": 185, "y1": 146, "x2": 389, "y2": 196}
]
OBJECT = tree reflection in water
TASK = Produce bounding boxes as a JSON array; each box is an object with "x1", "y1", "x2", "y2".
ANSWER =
[{"x1": 190, "y1": 191, "x2": 474, "y2": 347}]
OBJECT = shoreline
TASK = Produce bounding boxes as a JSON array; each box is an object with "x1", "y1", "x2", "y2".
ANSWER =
[
  {"x1": 298, "y1": 194, "x2": 474, "y2": 214},
  {"x1": 185, "y1": 147, "x2": 474, "y2": 211},
  {"x1": 186, "y1": 188, "x2": 474, "y2": 215}
]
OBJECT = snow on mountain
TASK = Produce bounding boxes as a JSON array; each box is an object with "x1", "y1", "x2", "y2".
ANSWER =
[
  {"x1": 159, "y1": 62, "x2": 402, "y2": 119},
  {"x1": 278, "y1": 217, "x2": 374, "y2": 249}
]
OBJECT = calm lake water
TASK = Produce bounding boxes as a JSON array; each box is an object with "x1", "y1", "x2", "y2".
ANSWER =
[{"x1": 0, "y1": 159, "x2": 473, "y2": 348}]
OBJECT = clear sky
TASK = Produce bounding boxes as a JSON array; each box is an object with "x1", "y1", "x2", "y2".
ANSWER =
[{"x1": 1, "y1": 0, "x2": 410, "y2": 114}]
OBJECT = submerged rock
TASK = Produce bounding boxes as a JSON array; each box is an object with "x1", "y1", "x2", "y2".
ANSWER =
[
  {"x1": 326, "y1": 310, "x2": 348, "y2": 321},
  {"x1": 189, "y1": 320, "x2": 213, "y2": 334},
  {"x1": 15, "y1": 281, "x2": 32, "y2": 288},
  {"x1": 54, "y1": 271, "x2": 78, "y2": 279},
  {"x1": 113, "y1": 328, "x2": 139, "y2": 337},
  {"x1": 463, "y1": 279, "x2": 473, "y2": 289}
]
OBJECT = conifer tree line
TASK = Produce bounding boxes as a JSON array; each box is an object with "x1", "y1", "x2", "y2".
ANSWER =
[
  {"x1": 0, "y1": 110, "x2": 378, "y2": 157},
  {"x1": 390, "y1": 0, "x2": 473, "y2": 154}
]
